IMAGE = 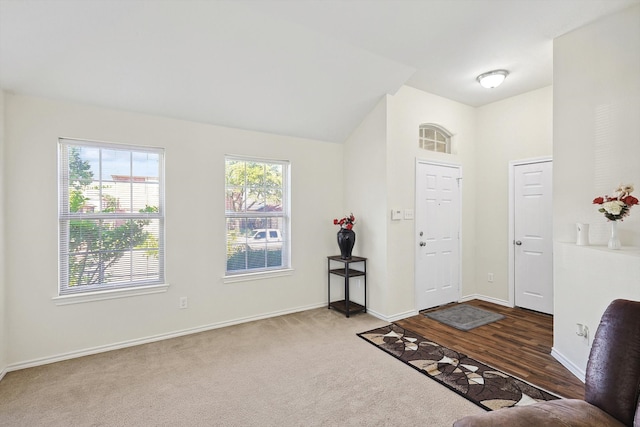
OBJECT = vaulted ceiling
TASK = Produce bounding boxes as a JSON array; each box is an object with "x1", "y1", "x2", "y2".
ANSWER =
[{"x1": 1, "y1": 0, "x2": 638, "y2": 142}]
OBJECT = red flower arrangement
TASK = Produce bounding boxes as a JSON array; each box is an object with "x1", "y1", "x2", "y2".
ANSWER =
[
  {"x1": 333, "y1": 213, "x2": 356, "y2": 230},
  {"x1": 593, "y1": 184, "x2": 638, "y2": 221}
]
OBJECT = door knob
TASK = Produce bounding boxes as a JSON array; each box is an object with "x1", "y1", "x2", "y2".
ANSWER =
[{"x1": 515, "y1": 240, "x2": 522, "y2": 245}]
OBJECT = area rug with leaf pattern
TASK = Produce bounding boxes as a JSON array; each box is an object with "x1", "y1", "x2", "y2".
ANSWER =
[{"x1": 357, "y1": 324, "x2": 560, "y2": 411}]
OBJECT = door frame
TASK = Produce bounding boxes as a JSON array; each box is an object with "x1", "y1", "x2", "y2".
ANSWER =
[
  {"x1": 508, "y1": 156, "x2": 552, "y2": 309},
  {"x1": 414, "y1": 158, "x2": 463, "y2": 311}
]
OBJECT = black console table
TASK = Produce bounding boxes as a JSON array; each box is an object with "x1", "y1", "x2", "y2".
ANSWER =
[{"x1": 327, "y1": 255, "x2": 367, "y2": 317}]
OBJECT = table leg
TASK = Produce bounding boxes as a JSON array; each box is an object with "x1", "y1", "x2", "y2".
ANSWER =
[
  {"x1": 345, "y1": 264, "x2": 350, "y2": 318},
  {"x1": 327, "y1": 258, "x2": 331, "y2": 309},
  {"x1": 363, "y1": 260, "x2": 367, "y2": 313}
]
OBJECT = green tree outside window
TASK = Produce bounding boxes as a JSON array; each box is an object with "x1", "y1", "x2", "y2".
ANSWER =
[{"x1": 62, "y1": 144, "x2": 162, "y2": 291}]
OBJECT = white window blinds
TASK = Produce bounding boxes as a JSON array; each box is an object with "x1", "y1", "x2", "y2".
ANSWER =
[{"x1": 59, "y1": 138, "x2": 165, "y2": 295}]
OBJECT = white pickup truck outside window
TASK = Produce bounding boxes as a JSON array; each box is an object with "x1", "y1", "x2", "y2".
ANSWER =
[{"x1": 224, "y1": 156, "x2": 290, "y2": 275}]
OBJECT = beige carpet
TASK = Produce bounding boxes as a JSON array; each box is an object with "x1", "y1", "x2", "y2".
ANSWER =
[{"x1": 0, "y1": 308, "x2": 483, "y2": 426}]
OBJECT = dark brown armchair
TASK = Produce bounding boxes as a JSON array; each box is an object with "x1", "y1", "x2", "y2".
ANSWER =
[{"x1": 453, "y1": 299, "x2": 640, "y2": 427}]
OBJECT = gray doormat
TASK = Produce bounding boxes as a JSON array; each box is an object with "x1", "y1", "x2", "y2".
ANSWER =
[{"x1": 424, "y1": 304, "x2": 505, "y2": 331}]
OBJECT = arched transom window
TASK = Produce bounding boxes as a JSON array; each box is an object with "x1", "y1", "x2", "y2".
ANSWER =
[{"x1": 419, "y1": 124, "x2": 452, "y2": 154}]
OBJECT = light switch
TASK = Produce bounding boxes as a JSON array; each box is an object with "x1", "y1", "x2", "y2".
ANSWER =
[
  {"x1": 404, "y1": 209, "x2": 414, "y2": 220},
  {"x1": 391, "y1": 209, "x2": 402, "y2": 221}
]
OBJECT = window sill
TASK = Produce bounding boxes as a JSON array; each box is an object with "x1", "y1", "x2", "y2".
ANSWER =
[
  {"x1": 223, "y1": 269, "x2": 294, "y2": 284},
  {"x1": 52, "y1": 283, "x2": 170, "y2": 305}
]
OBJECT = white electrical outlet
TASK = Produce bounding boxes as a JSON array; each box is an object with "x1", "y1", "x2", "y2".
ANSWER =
[
  {"x1": 576, "y1": 323, "x2": 589, "y2": 340},
  {"x1": 179, "y1": 297, "x2": 188, "y2": 309},
  {"x1": 488, "y1": 273, "x2": 494, "y2": 282}
]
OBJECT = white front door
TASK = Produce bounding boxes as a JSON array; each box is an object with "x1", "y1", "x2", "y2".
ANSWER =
[
  {"x1": 415, "y1": 161, "x2": 461, "y2": 311},
  {"x1": 513, "y1": 160, "x2": 553, "y2": 314}
]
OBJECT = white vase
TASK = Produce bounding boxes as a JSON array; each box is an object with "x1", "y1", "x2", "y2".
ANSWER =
[
  {"x1": 576, "y1": 223, "x2": 589, "y2": 246},
  {"x1": 608, "y1": 221, "x2": 621, "y2": 250}
]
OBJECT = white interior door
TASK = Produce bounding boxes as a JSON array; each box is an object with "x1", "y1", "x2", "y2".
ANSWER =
[
  {"x1": 514, "y1": 160, "x2": 553, "y2": 314},
  {"x1": 415, "y1": 162, "x2": 461, "y2": 311}
]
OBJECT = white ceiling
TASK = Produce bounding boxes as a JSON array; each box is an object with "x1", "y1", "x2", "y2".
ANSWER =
[{"x1": 1, "y1": 0, "x2": 638, "y2": 143}]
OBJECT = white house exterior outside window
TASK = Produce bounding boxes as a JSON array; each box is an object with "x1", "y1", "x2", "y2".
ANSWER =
[
  {"x1": 58, "y1": 138, "x2": 165, "y2": 295},
  {"x1": 225, "y1": 156, "x2": 290, "y2": 275}
]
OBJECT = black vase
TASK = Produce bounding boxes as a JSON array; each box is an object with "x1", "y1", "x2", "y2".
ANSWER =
[{"x1": 337, "y1": 228, "x2": 356, "y2": 260}]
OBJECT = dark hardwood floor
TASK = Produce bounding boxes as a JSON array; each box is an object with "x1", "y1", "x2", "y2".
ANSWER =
[{"x1": 395, "y1": 299, "x2": 585, "y2": 400}]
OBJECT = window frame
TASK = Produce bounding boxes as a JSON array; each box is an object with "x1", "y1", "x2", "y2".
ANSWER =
[
  {"x1": 419, "y1": 123, "x2": 453, "y2": 154},
  {"x1": 224, "y1": 155, "x2": 291, "y2": 278},
  {"x1": 58, "y1": 138, "x2": 166, "y2": 297}
]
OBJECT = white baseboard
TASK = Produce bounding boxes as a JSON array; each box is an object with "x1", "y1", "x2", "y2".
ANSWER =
[
  {"x1": 5, "y1": 302, "x2": 327, "y2": 374},
  {"x1": 551, "y1": 347, "x2": 586, "y2": 383},
  {"x1": 366, "y1": 307, "x2": 417, "y2": 323},
  {"x1": 0, "y1": 366, "x2": 7, "y2": 382},
  {"x1": 459, "y1": 294, "x2": 512, "y2": 307}
]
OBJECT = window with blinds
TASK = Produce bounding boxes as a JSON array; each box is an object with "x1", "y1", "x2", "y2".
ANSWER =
[
  {"x1": 225, "y1": 156, "x2": 290, "y2": 275},
  {"x1": 58, "y1": 138, "x2": 165, "y2": 295},
  {"x1": 419, "y1": 124, "x2": 452, "y2": 154}
]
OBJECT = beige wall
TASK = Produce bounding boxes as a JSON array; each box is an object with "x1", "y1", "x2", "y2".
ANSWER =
[
  {"x1": 4, "y1": 93, "x2": 344, "y2": 366},
  {"x1": 345, "y1": 86, "x2": 478, "y2": 319},
  {"x1": 553, "y1": 5, "x2": 640, "y2": 246},
  {"x1": 0, "y1": 85, "x2": 558, "y2": 367},
  {"x1": 386, "y1": 87, "x2": 478, "y2": 316},
  {"x1": 343, "y1": 84, "x2": 553, "y2": 320},
  {"x1": 5, "y1": 5, "x2": 637, "y2": 370},
  {"x1": 475, "y1": 86, "x2": 553, "y2": 303},
  {"x1": 0, "y1": 90, "x2": 6, "y2": 377},
  {"x1": 552, "y1": 4, "x2": 640, "y2": 379},
  {"x1": 342, "y1": 96, "x2": 390, "y2": 316}
]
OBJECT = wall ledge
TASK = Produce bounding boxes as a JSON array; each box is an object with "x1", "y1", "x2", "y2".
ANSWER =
[{"x1": 556, "y1": 241, "x2": 640, "y2": 258}]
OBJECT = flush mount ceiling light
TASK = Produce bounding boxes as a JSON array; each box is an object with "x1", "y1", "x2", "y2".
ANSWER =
[{"x1": 477, "y1": 69, "x2": 509, "y2": 89}]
